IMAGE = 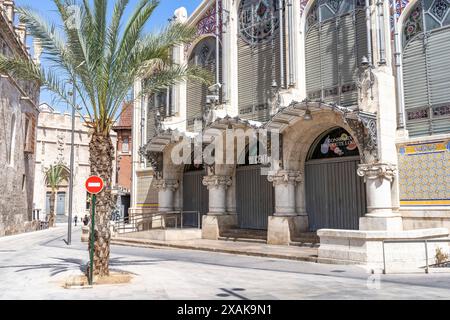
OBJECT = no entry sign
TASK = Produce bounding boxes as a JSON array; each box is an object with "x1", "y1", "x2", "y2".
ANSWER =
[{"x1": 85, "y1": 176, "x2": 104, "y2": 194}]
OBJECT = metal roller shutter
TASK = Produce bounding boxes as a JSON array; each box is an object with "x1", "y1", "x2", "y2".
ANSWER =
[
  {"x1": 186, "y1": 37, "x2": 220, "y2": 131},
  {"x1": 238, "y1": 7, "x2": 285, "y2": 122},
  {"x1": 320, "y1": 21, "x2": 339, "y2": 104},
  {"x1": 306, "y1": 10, "x2": 365, "y2": 107},
  {"x1": 305, "y1": 25, "x2": 321, "y2": 98},
  {"x1": 428, "y1": 28, "x2": 450, "y2": 106}
]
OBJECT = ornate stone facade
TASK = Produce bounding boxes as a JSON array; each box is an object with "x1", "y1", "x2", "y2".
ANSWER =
[
  {"x1": 131, "y1": 0, "x2": 450, "y2": 266},
  {"x1": 0, "y1": 1, "x2": 40, "y2": 236}
]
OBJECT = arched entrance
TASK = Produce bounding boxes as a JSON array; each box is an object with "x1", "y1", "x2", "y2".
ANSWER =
[
  {"x1": 236, "y1": 143, "x2": 274, "y2": 230},
  {"x1": 182, "y1": 163, "x2": 208, "y2": 227},
  {"x1": 305, "y1": 127, "x2": 367, "y2": 231}
]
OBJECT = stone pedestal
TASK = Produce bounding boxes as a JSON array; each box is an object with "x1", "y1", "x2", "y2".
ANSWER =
[
  {"x1": 202, "y1": 214, "x2": 238, "y2": 240},
  {"x1": 201, "y1": 175, "x2": 235, "y2": 240},
  {"x1": 267, "y1": 170, "x2": 306, "y2": 244},
  {"x1": 357, "y1": 163, "x2": 402, "y2": 231},
  {"x1": 267, "y1": 215, "x2": 308, "y2": 245},
  {"x1": 81, "y1": 226, "x2": 89, "y2": 242}
]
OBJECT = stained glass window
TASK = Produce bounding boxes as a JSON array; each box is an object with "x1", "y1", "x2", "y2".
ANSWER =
[
  {"x1": 239, "y1": 0, "x2": 280, "y2": 45},
  {"x1": 403, "y1": 0, "x2": 450, "y2": 46},
  {"x1": 403, "y1": 5, "x2": 423, "y2": 44}
]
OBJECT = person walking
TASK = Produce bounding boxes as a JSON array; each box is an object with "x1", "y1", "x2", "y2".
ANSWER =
[
  {"x1": 74, "y1": 215, "x2": 78, "y2": 226},
  {"x1": 83, "y1": 214, "x2": 89, "y2": 226}
]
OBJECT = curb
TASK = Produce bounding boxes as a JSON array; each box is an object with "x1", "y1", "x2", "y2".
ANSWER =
[{"x1": 111, "y1": 238, "x2": 319, "y2": 263}]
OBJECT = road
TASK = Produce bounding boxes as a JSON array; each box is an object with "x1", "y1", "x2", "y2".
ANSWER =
[{"x1": 1, "y1": 225, "x2": 450, "y2": 300}]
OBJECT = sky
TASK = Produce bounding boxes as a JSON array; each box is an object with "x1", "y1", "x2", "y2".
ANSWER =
[{"x1": 15, "y1": 0, "x2": 203, "y2": 113}]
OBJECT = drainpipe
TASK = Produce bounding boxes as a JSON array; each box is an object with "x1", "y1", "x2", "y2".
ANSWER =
[
  {"x1": 279, "y1": 0, "x2": 285, "y2": 88},
  {"x1": 393, "y1": 16, "x2": 406, "y2": 129},
  {"x1": 215, "y1": 0, "x2": 221, "y2": 88},
  {"x1": 376, "y1": 0, "x2": 386, "y2": 65},
  {"x1": 140, "y1": 81, "x2": 146, "y2": 166},
  {"x1": 287, "y1": 0, "x2": 294, "y2": 86},
  {"x1": 365, "y1": 0, "x2": 373, "y2": 65}
]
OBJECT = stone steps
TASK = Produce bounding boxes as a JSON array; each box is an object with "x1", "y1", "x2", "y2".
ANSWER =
[
  {"x1": 219, "y1": 229, "x2": 268, "y2": 244},
  {"x1": 290, "y1": 233, "x2": 320, "y2": 248},
  {"x1": 218, "y1": 236, "x2": 267, "y2": 244}
]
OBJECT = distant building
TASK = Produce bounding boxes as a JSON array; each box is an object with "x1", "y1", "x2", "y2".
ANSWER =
[
  {"x1": 0, "y1": 0, "x2": 41, "y2": 236},
  {"x1": 33, "y1": 103, "x2": 117, "y2": 222},
  {"x1": 113, "y1": 102, "x2": 133, "y2": 220}
]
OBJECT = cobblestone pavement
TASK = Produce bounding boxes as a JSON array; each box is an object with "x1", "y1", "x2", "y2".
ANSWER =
[{"x1": 1, "y1": 225, "x2": 450, "y2": 300}]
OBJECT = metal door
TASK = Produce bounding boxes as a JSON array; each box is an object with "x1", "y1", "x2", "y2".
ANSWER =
[
  {"x1": 56, "y1": 192, "x2": 66, "y2": 216},
  {"x1": 305, "y1": 156, "x2": 366, "y2": 231},
  {"x1": 236, "y1": 165, "x2": 274, "y2": 230},
  {"x1": 183, "y1": 170, "x2": 209, "y2": 227}
]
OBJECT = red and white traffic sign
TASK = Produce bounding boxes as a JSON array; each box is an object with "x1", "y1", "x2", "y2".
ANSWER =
[{"x1": 85, "y1": 176, "x2": 104, "y2": 194}]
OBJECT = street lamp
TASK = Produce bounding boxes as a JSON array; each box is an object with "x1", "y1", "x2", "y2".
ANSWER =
[{"x1": 67, "y1": 61, "x2": 85, "y2": 245}]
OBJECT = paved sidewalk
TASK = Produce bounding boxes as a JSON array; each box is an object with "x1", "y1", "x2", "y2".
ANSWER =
[
  {"x1": 112, "y1": 236, "x2": 319, "y2": 262},
  {"x1": 2, "y1": 225, "x2": 450, "y2": 299}
]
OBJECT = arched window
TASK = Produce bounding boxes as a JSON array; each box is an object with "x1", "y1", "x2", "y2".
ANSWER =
[
  {"x1": 186, "y1": 36, "x2": 220, "y2": 131},
  {"x1": 146, "y1": 86, "x2": 173, "y2": 140},
  {"x1": 305, "y1": 0, "x2": 367, "y2": 107},
  {"x1": 238, "y1": 0, "x2": 285, "y2": 122},
  {"x1": 8, "y1": 114, "x2": 16, "y2": 165},
  {"x1": 402, "y1": 0, "x2": 450, "y2": 136}
]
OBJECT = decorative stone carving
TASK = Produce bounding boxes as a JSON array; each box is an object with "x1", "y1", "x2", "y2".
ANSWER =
[
  {"x1": 139, "y1": 148, "x2": 163, "y2": 178},
  {"x1": 202, "y1": 175, "x2": 232, "y2": 190},
  {"x1": 357, "y1": 163, "x2": 397, "y2": 182},
  {"x1": 345, "y1": 112, "x2": 378, "y2": 162},
  {"x1": 267, "y1": 170, "x2": 302, "y2": 186},
  {"x1": 56, "y1": 132, "x2": 65, "y2": 163},
  {"x1": 153, "y1": 179, "x2": 179, "y2": 191}
]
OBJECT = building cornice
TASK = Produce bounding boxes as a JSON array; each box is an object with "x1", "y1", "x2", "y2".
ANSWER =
[
  {"x1": 186, "y1": 0, "x2": 215, "y2": 27},
  {"x1": 0, "y1": 10, "x2": 31, "y2": 60}
]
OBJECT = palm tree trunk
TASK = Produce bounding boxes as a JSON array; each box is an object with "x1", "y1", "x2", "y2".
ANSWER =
[
  {"x1": 88, "y1": 132, "x2": 114, "y2": 277},
  {"x1": 49, "y1": 191, "x2": 56, "y2": 228}
]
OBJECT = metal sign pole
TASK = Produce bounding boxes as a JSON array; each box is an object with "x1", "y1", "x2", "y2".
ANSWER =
[{"x1": 89, "y1": 194, "x2": 96, "y2": 285}]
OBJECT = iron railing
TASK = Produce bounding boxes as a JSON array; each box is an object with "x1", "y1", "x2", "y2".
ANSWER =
[
  {"x1": 382, "y1": 238, "x2": 450, "y2": 274},
  {"x1": 113, "y1": 210, "x2": 201, "y2": 235}
]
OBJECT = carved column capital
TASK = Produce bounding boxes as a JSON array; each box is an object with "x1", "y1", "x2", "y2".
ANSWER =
[
  {"x1": 202, "y1": 175, "x2": 232, "y2": 190},
  {"x1": 153, "y1": 179, "x2": 179, "y2": 191},
  {"x1": 357, "y1": 163, "x2": 397, "y2": 182},
  {"x1": 267, "y1": 170, "x2": 302, "y2": 186}
]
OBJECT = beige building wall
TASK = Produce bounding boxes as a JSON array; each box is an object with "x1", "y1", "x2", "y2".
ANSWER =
[{"x1": 33, "y1": 104, "x2": 117, "y2": 220}]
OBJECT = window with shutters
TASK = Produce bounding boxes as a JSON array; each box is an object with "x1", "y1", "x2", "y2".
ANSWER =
[
  {"x1": 238, "y1": 0, "x2": 285, "y2": 122},
  {"x1": 402, "y1": 0, "x2": 450, "y2": 137},
  {"x1": 305, "y1": 0, "x2": 367, "y2": 107},
  {"x1": 24, "y1": 113, "x2": 36, "y2": 154},
  {"x1": 146, "y1": 90, "x2": 169, "y2": 141},
  {"x1": 186, "y1": 36, "x2": 221, "y2": 131}
]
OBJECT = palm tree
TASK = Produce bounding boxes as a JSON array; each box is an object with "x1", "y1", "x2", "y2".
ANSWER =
[
  {"x1": 0, "y1": 0, "x2": 210, "y2": 277},
  {"x1": 45, "y1": 164, "x2": 68, "y2": 228}
]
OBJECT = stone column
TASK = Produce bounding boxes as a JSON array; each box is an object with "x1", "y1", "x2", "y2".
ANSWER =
[
  {"x1": 357, "y1": 163, "x2": 403, "y2": 231},
  {"x1": 3, "y1": 1, "x2": 15, "y2": 24},
  {"x1": 154, "y1": 179, "x2": 179, "y2": 212},
  {"x1": 203, "y1": 175, "x2": 232, "y2": 215},
  {"x1": 267, "y1": 170, "x2": 306, "y2": 245},
  {"x1": 153, "y1": 179, "x2": 179, "y2": 229},
  {"x1": 226, "y1": 177, "x2": 237, "y2": 215},
  {"x1": 268, "y1": 170, "x2": 301, "y2": 216},
  {"x1": 201, "y1": 175, "x2": 236, "y2": 240}
]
